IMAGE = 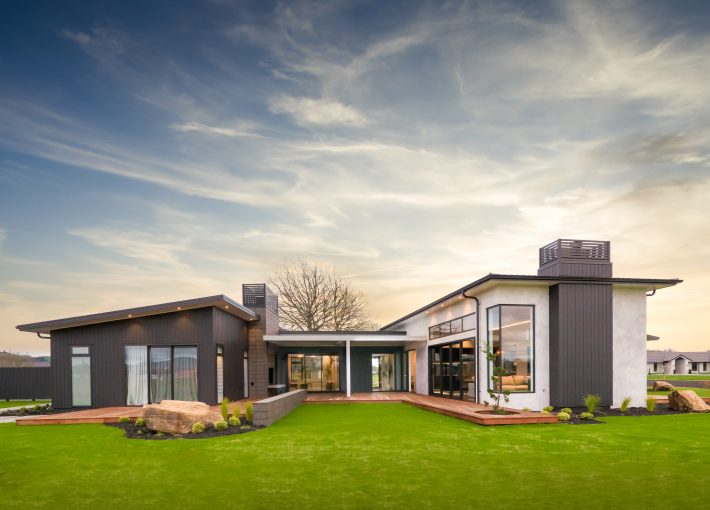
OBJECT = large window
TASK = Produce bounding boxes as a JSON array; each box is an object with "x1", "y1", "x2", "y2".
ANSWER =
[
  {"x1": 125, "y1": 345, "x2": 198, "y2": 405},
  {"x1": 429, "y1": 313, "x2": 476, "y2": 340},
  {"x1": 487, "y1": 305, "x2": 534, "y2": 393},
  {"x1": 288, "y1": 354, "x2": 340, "y2": 392}
]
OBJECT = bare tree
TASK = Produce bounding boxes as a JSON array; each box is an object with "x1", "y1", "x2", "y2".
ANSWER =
[{"x1": 269, "y1": 260, "x2": 371, "y2": 331}]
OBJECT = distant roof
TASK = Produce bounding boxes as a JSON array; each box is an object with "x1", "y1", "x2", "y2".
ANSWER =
[
  {"x1": 647, "y1": 350, "x2": 710, "y2": 363},
  {"x1": 382, "y1": 273, "x2": 682, "y2": 330},
  {"x1": 16, "y1": 295, "x2": 258, "y2": 335}
]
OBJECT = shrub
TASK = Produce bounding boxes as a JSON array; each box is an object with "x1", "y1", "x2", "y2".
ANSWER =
[
  {"x1": 560, "y1": 407, "x2": 573, "y2": 415},
  {"x1": 620, "y1": 397, "x2": 632, "y2": 413},
  {"x1": 135, "y1": 417, "x2": 146, "y2": 427},
  {"x1": 214, "y1": 420, "x2": 228, "y2": 431},
  {"x1": 118, "y1": 416, "x2": 131, "y2": 424},
  {"x1": 231, "y1": 403, "x2": 241, "y2": 420},
  {"x1": 583, "y1": 394, "x2": 601, "y2": 415},
  {"x1": 220, "y1": 397, "x2": 230, "y2": 422},
  {"x1": 239, "y1": 425, "x2": 251, "y2": 430},
  {"x1": 580, "y1": 412, "x2": 594, "y2": 420},
  {"x1": 228, "y1": 416, "x2": 240, "y2": 427},
  {"x1": 646, "y1": 397, "x2": 657, "y2": 413},
  {"x1": 557, "y1": 411, "x2": 571, "y2": 422},
  {"x1": 542, "y1": 406, "x2": 554, "y2": 413},
  {"x1": 191, "y1": 421, "x2": 206, "y2": 434},
  {"x1": 246, "y1": 402, "x2": 254, "y2": 422},
  {"x1": 521, "y1": 407, "x2": 531, "y2": 412}
]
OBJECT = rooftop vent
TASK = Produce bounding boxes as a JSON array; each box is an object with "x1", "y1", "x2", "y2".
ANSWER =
[{"x1": 538, "y1": 239, "x2": 612, "y2": 278}]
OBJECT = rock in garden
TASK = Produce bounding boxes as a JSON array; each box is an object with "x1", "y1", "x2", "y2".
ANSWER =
[
  {"x1": 652, "y1": 381, "x2": 674, "y2": 391},
  {"x1": 142, "y1": 400, "x2": 222, "y2": 434},
  {"x1": 667, "y1": 390, "x2": 710, "y2": 412}
]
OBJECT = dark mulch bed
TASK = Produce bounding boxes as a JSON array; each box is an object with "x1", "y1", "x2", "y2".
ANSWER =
[
  {"x1": 107, "y1": 421, "x2": 263, "y2": 440},
  {"x1": 560, "y1": 405, "x2": 691, "y2": 425},
  {"x1": 0, "y1": 404, "x2": 54, "y2": 417}
]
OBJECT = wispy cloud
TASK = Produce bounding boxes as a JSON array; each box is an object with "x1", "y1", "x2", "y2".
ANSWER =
[
  {"x1": 268, "y1": 96, "x2": 367, "y2": 126},
  {"x1": 170, "y1": 121, "x2": 264, "y2": 138}
]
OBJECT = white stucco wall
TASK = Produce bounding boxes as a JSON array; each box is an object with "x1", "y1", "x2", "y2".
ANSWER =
[
  {"x1": 612, "y1": 287, "x2": 647, "y2": 408},
  {"x1": 394, "y1": 282, "x2": 551, "y2": 410}
]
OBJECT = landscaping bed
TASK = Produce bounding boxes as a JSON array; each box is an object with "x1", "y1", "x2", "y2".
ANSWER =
[
  {"x1": 558, "y1": 404, "x2": 691, "y2": 425},
  {"x1": 0, "y1": 403, "x2": 53, "y2": 417},
  {"x1": 108, "y1": 420, "x2": 262, "y2": 440}
]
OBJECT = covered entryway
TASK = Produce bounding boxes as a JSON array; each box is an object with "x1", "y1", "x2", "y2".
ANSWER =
[{"x1": 263, "y1": 331, "x2": 426, "y2": 397}]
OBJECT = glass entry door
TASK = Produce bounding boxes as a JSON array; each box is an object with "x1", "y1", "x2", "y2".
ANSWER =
[
  {"x1": 372, "y1": 354, "x2": 397, "y2": 391},
  {"x1": 429, "y1": 339, "x2": 476, "y2": 401},
  {"x1": 288, "y1": 354, "x2": 340, "y2": 392}
]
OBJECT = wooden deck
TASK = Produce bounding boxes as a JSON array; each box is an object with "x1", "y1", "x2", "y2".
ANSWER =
[
  {"x1": 305, "y1": 392, "x2": 559, "y2": 425},
  {"x1": 15, "y1": 399, "x2": 257, "y2": 426}
]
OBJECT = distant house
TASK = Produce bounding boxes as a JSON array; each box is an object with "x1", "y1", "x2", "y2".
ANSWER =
[{"x1": 647, "y1": 350, "x2": 710, "y2": 374}]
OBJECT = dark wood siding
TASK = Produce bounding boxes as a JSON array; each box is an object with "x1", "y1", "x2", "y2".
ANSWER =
[
  {"x1": 549, "y1": 283, "x2": 613, "y2": 407},
  {"x1": 50, "y1": 308, "x2": 216, "y2": 409},
  {"x1": 0, "y1": 367, "x2": 52, "y2": 400},
  {"x1": 212, "y1": 308, "x2": 249, "y2": 402},
  {"x1": 539, "y1": 262, "x2": 612, "y2": 278}
]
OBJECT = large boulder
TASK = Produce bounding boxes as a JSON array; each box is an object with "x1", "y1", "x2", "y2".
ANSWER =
[
  {"x1": 652, "y1": 380, "x2": 674, "y2": 391},
  {"x1": 142, "y1": 400, "x2": 222, "y2": 434},
  {"x1": 667, "y1": 390, "x2": 710, "y2": 412}
]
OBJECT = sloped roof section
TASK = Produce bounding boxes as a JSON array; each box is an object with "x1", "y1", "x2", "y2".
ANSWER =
[{"x1": 16, "y1": 295, "x2": 258, "y2": 335}]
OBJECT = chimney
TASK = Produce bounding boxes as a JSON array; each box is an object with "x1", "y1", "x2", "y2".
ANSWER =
[{"x1": 538, "y1": 239, "x2": 612, "y2": 278}]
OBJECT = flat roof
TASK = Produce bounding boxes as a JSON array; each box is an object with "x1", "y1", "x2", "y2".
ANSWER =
[
  {"x1": 264, "y1": 330, "x2": 424, "y2": 346},
  {"x1": 16, "y1": 294, "x2": 258, "y2": 335},
  {"x1": 381, "y1": 273, "x2": 682, "y2": 330}
]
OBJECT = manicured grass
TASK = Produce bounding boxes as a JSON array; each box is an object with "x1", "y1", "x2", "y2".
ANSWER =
[
  {"x1": 648, "y1": 387, "x2": 710, "y2": 397},
  {"x1": 0, "y1": 400, "x2": 50, "y2": 409},
  {"x1": 647, "y1": 374, "x2": 710, "y2": 380},
  {"x1": 1, "y1": 404, "x2": 709, "y2": 509}
]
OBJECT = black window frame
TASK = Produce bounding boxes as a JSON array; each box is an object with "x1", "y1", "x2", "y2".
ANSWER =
[
  {"x1": 486, "y1": 304, "x2": 536, "y2": 394},
  {"x1": 124, "y1": 344, "x2": 199, "y2": 405},
  {"x1": 70, "y1": 345, "x2": 92, "y2": 407},
  {"x1": 428, "y1": 338, "x2": 477, "y2": 402},
  {"x1": 428, "y1": 312, "x2": 477, "y2": 340}
]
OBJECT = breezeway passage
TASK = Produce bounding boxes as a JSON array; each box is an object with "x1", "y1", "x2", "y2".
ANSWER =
[{"x1": 2, "y1": 404, "x2": 709, "y2": 509}]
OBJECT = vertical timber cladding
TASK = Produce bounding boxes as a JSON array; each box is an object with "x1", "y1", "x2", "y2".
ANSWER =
[{"x1": 549, "y1": 283, "x2": 613, "y2": 407}]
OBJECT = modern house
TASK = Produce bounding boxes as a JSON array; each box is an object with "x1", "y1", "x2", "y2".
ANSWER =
[
  {"x1": 17, "y1": 239, "x2": 681, "y2": 410},
  {"x1": 647, "y1": 350, "x2": 710, "y2": 374}
]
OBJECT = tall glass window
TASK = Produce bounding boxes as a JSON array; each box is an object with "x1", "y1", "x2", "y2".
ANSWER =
[
  {"x1": 173, "y1": 347, "x2": 198, "y2": 401},
  {"x1": 487, "y1": 305, "x2": 534, "y2": 393},
  {"x1": 71, "y1": 346, "x2": 91, "y2": 407},
  {"x1": 287, "y1": 354, "x2": 340, "y2": 392},
  {"x1": 150, "y1": 347, "x2": 172, "y2": 403},
  {"x1": 125, "y1": 346, "x2": 148, "y2": 405}
]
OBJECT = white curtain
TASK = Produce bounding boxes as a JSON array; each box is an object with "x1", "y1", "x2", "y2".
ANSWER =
[
  {"x1": 125, "y1": 346, "x2": 148, "y2": 405},
  {"x1": 173, "y1": 347, "x2": 198, "y2": 401}
]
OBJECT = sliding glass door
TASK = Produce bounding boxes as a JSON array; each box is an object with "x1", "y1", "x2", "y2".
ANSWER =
[
  {"x1": 429, "y1": 339, "x2": 477, "y2": 401},
  {"x1": 126, "y1": 345, "x2": 197, "y2": 405},
  {"x1": 287, "y1": 354, "x2": 340, "y2": 392}
]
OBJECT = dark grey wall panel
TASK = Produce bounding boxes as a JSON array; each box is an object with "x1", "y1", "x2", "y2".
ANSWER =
[
  {"x1": 51, "y1": 308, "x2": 215, "y2": 409},
  {"x1": 549, "y1": 283, "x2": 613, "y2": 407},
  {"x1": 539, "y1": 262, "x2": 612, "y2": 278},
  {"x1": 212, "y1": 308, "x2": 248, "y2": 402},
  {"x1": 0, "y1": 367, "x2": 52, "y2": 400}
]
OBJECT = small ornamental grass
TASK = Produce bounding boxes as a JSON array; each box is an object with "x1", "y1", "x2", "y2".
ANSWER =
[
  {"x1": 583, "y1": 394, "x2": 601, "y2": 415},
  {"x1": 560, "y1": 407, "x2": 573, "y2": 415},
  {"x1": 542, "y1": 405, "x2": 554, "y2": 413},
  {"x1": 580, "y1": 412, "x2": 594, "y2": 420},
  {"x1": 214, "y1": 420, "x2": 228, "y2": 431},
  {"x1": 646, "y1": 397, "x2": 657, "y2": 413},
  {"x1": 246, "y1": 402, "x2": 254, "y2": 422},
  {"x1": 118, "y1": 416, "x2": 131, "y2": 424},
  {"x1": 220, "y1": 397, "x2": 230, "y2": 422},
  {"x1": 228, "y1": 416, "x2": 240, "y2": 427},
  {"x1": 620, "y1": 397, "x2": 632, "y2": 413},
  {"x1": 191, "y1": 422, "x2": 206, "y2": 434},
  {"x1": 135, "y1": 417, "x2": 146, "y2": 427},
  {"x1": 557, "y1": 411, "x2": 571, "y2": 422}
]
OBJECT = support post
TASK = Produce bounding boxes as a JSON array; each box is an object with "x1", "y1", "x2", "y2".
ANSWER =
[{"x1": 346, "y1": 339, "x2": 351, "y2": 398}]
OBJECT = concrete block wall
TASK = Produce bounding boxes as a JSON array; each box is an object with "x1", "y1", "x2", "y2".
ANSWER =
[{"x1": 252, "y1": 389, "x2": 306, "y2": 427}]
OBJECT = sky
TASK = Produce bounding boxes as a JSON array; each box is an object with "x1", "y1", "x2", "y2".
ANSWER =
[{"x1": 1, "y1": 0, "x2": 709, "y2": 356}]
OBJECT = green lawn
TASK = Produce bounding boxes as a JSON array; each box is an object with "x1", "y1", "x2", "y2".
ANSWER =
[
  {"x1": 1, "y1": 404, "x2": 709, "y2": 509},
  {"x1": 0, "y1": 400, "x2": 50, "y2": 409},
  {"x1": 647, "y1": 374, "x2": 710, "y2": 380},
  {"x1": 648, "y1": 387, "x2": 710, "y2": 397}
]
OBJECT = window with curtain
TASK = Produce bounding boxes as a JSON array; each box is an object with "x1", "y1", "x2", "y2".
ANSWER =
[
  {"x1": 174, "y1": 347, "x2": 198, "y2": 401},
  {"x1": 125, "y1": 346, "x2": 148, "y2": 405},
  {"x1": 150, "y1": 347, "x2": 172, "y2": 403}
]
